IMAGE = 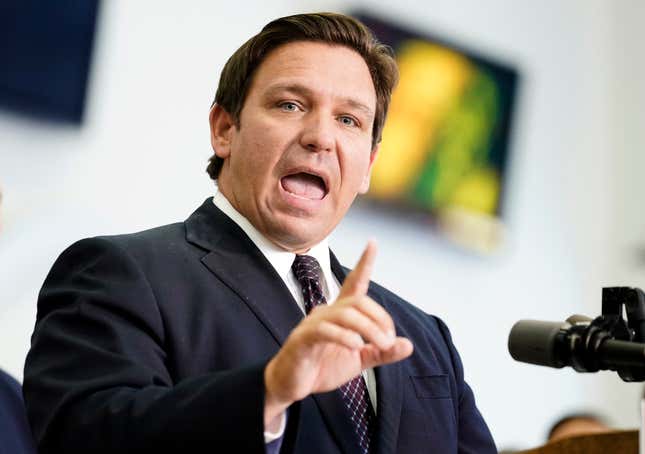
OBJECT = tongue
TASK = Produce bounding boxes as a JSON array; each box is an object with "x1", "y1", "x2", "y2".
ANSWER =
[{"x1": 281, "y1": 173, "x2": 326, "y2": 200}]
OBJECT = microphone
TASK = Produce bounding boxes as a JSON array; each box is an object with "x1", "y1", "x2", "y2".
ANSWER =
[
  {"x1": 507, "y1": 287, "x2": 645, "y2": 382},
  {"x1": 507, "y1": 315, "x2": 592, "y2": 368},
  {"x1": 508, "y1": 319, "x2": 645, "y2": 371},
  {"x1": 508, "y1": 320, "x2": 569, "y2": 368}
]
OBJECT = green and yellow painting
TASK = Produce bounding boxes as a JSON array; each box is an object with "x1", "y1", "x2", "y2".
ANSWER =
[{"x1": 356, "y1": 14, "x2": 519, "y2": 253}]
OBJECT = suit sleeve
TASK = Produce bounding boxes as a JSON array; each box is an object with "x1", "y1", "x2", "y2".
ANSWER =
[
  {"x1": 23, "y1": 237, "x2": 267, "y2": 454},
  {"x1": 434, "y1": 317, "x2": 497, "y2": 454}
]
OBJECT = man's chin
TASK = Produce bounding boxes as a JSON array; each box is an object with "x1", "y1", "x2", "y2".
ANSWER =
[{"x1": 264, "y1": 220, "x2": 331, "y2": 253}]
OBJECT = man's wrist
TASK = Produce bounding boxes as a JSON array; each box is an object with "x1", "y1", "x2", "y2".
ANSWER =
[{"x1": 263, "y1": 358, "x2": 293, "y2": 427}]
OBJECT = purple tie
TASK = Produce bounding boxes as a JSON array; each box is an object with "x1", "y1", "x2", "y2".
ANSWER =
[{"x1": 292, "y1": 254, "x2": 375, "y2": 454}]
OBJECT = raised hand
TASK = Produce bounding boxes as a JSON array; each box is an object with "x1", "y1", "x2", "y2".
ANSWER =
[{"x1": 263, "y1": 241, "x2": 414, "y2": 427}]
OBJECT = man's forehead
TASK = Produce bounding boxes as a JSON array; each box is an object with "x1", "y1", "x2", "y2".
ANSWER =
[{"x1": 248, "y1": 41, "x2": 376, "y2": 109}]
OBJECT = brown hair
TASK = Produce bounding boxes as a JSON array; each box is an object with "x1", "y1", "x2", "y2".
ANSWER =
[{"x1": 206, "y1": 12, "x2": 399, "y2": 180}]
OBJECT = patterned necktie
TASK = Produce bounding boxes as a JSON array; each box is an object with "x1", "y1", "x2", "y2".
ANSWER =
[{"x1": 292, "y1": 254, "x2": 375, "y2": 454}]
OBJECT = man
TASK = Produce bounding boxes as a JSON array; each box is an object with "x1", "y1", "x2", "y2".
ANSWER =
[{"x1": 24, "y1": 12, "x2": 496, "y2": 453}]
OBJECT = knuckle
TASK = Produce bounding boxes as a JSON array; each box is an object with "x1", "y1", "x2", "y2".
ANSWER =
[
  {"x1": 353, "y1": 314, "x2": 373, "y2": 334},
  {"x1": 288, "y1": 327, "x2": 306, "y2": 346},
  {"x1": 314, "y1": 321, "x2": 329, "y2": 337},
  {"x1": 343, "y1": 296, "x2": 358, "y2": 308},
  {"x1": 347, "y1": 332, "x2": 363, "y2": 346},
  {"x1": 345, "y1": 306, "x2": 363, "y2": 324},
  {"x1": 358, "y1": 295, "x2": 374, "y2": 308},
  {"x1": 378, "y1": 309, "x2": 393, "y2": 326}
]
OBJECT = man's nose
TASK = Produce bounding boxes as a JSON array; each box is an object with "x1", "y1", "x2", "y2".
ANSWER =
[{"x1": 299, "y1": 112, "x2": 335, "y2": 153}]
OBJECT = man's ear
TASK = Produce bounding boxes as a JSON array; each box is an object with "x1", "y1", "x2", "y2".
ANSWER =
[
  {"x1": 209, "y1": 104, "x2": 236, "y2": 159},
  {"x1": 358, "y1": 144, "x2": 379, "y2": 194}
]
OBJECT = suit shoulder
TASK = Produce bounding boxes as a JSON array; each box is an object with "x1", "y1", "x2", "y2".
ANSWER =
[
  {"x1": 98, "y1": 222, "x2": 186, "y2": 250},
  {"x1": 51, "y1": 222, "x2": 189, "y2": 277},
  {"x1": 67, "y1": 222, "x2": 185, "y2": 253},
  {"x1": 368, "y1": 279, "x2": 443, "y2": 331}
]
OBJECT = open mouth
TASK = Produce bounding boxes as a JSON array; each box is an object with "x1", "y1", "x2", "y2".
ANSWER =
[{"x1": 280, "y1": 172, "x2": 328, "y2": 200}]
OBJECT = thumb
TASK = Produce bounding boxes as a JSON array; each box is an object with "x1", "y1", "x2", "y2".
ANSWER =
[{"x1": 339, "y1": 240, "x2": 377, "y2": 299}]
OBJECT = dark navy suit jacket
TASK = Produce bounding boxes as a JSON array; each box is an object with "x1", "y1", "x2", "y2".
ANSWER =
[
  {"x1": 0, "y1": 369, "x2": 36, "y2": 454},
  {"x1": 24, "y1": 198, "x2": 496, "y2": 453}
]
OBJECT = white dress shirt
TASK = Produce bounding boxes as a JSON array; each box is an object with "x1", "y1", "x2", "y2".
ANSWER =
[{"x1": 211, "y1": 189, "x2": 377, "y2": 442}]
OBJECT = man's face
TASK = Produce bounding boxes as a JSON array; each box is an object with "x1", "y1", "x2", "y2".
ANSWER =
[{"x1": 210, "y1": 41, "x2": 378, "y2": 253}]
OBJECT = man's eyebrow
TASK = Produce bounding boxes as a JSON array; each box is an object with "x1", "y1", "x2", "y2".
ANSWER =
[
  {"x1": 343, "y1": 98, "x2": 374, "y2": 119},
  {"x1": 264, "y1": 83, "x2": 312, "y2": 98},
  {"x1": 263, "y1": 83, "x2": 375, "y2": 118}
]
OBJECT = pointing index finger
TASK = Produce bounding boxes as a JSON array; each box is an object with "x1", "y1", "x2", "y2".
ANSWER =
[{"x1": 339, "y1": 240, "x2": 377, "y2": 298}]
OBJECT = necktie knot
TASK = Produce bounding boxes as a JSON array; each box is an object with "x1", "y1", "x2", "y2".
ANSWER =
[
  {"x1": 292, "y1": 254, "x2": 323, "y2": 284},
  {"x1": 292, "y1": 255, "x2": 326, "y2": 314}
]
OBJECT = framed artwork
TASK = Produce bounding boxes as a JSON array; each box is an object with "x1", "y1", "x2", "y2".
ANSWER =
[{"x1": 356, "y1": 12, "x2": 519, "y2": 253}]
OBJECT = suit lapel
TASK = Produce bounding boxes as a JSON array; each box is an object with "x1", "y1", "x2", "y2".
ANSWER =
[
  {"x1": 372, "y1": 356, "x2": 403, "y2": 454},
  {"x1": 185, "y1": 198, "x2": 302, "y2": 345},
  {"x1": 331, "y1": 252, "x2": 404, "y2": 454},
  {"x1": 310, "y1": 390, "x2": 362, "y2": 454}
]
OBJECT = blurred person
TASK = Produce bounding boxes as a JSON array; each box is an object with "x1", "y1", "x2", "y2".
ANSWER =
[
  {"x1": 547, "y1": 412, "x2": 610, "y2": 442},
  {"x1": 23, "y1": 12, "x2": 495, "y2": 453}
]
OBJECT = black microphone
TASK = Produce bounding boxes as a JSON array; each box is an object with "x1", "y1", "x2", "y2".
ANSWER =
[
  {"x1": 508, "y1": 318, "x2": 645, "y2": 379},
  {"x1": 508, "y1": 320, "x2": 570, "y2": 368},
  {"x1": 508, "y1": 287, "x2": 645, "y2": 382},
  {"x1": 507, "y1": 315, "x2": 592, "y2": 368}
]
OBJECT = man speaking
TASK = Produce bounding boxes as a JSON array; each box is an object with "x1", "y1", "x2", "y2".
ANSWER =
[{"x1": 24, "y1": 12, "x2": 496, "y2": 454}]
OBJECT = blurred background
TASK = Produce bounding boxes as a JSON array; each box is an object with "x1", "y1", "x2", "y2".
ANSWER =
[{"x1": 1, "y1": 0, "x2": 644, "y2": 449}]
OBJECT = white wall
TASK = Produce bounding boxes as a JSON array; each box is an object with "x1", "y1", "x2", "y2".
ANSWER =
[
  {"x1": 1, "y1": 0, "x2": 642, "y2": 449},
  {"x1": 599, "y1": 0, "x2": 645, "y2": 437}
]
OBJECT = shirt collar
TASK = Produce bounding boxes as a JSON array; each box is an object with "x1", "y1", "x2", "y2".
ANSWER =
[{"x1": 212, "y1": 187, "x2": 331, "y2": 283}]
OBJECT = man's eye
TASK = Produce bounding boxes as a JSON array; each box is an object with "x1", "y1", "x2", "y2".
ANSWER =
[
  {"x1": 339, "y1": 116, "x2": 358, "y2": 127},
  {"x1": 279, "y1": 102, "x2": 299, "y2": 112}
]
